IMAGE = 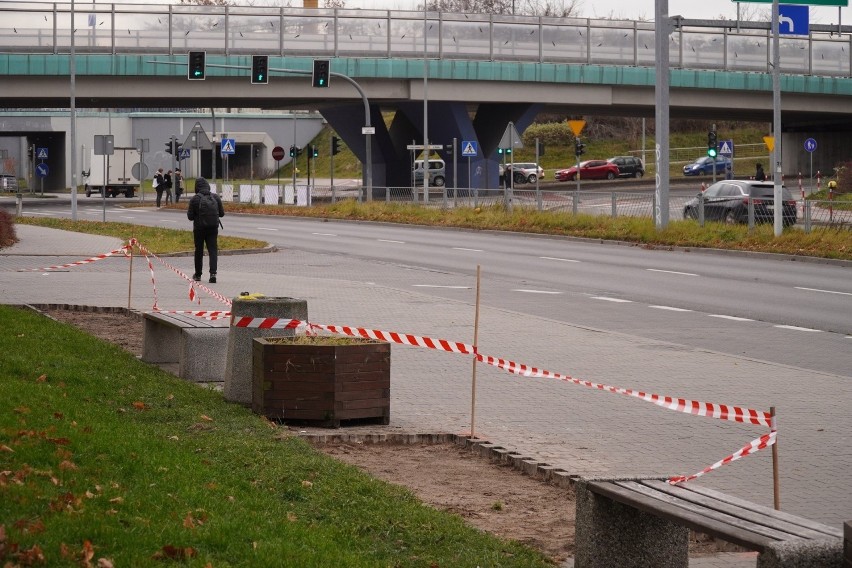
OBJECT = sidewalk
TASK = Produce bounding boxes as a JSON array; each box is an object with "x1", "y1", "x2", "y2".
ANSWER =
[{"x1": 2, "y1": 225, "x2": 847, "y2": 568}]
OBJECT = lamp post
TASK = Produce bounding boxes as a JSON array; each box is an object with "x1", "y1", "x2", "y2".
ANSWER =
[{"x1": 70, "y1": 0, "x2": 78, "y2": 220}]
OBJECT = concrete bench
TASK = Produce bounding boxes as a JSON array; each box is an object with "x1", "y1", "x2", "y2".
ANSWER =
[
  {"x1": 575, "y1": 476, "x2": 843, "y2": 568},
  {"x1": 141, "y1": 312, "x2": 230, "y2": 382}
]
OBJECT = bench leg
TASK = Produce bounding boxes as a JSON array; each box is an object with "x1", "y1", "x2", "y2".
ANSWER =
[
  {"x1": 758, "y1": 539, "x2": 843, "y2": 568},
  {"x1": 575, "y1": 479, "x2": 689, "y2": 568}
]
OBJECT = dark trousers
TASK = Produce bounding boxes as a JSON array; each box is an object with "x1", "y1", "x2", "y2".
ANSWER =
[
  {"x1": 193, "y1": 227, "x2": 219, "y2": 276},
  {"x1": 155, "y1": 187, "x2": 164, "y2": 207}
]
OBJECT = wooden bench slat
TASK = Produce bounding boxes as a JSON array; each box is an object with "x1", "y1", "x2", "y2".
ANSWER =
[
  {"x1": 588, "y1": 480, "x2": 780, "y2": 552},
  {"x1": 665, "y1": 482, "x2": 843, "y2": 539}
]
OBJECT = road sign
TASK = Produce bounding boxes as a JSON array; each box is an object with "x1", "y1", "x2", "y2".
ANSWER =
[
  {"x1": 461, "y1": 140, "x2": 478, "y2": 157},
  {"x1": 362, "y1": 126, "x2": 376, "y2": 135},
  {"x1": 35, "y1": 163, "x2": 49, "y2": 178},
  {"x1": 131, "y1": 162, "x2": 149, "y2": 180},
  {"x1": 36, "y1": 147, "x2": 48, "y2": 160},
  {"x1": 271, "y1": 146, "x2": 285, "y2": 161},
  {"x1": 406, "y1": 144, "x2": 444, "y2": 150},
  {"x1": 804, "y1": 138, "x2": 818, "y2": 153},
  {"x1": 179, "y1": 148, "x2": 191, "y2": 160},
  {"x1": 736, "y1": 0, "x2": 846, "y2": 5},
  {"x1": 185, "y1": 122, "x2": 210, "y2": 150},
  {"x1": 763, "y1": 136, "x2": 775, "y2": 152},
  {"x1": 718, "y1": 139, "x2": 734, "y2": 158},
  {"x1": 567, "y1": 120, "x2": 586, "y2": 137},
  {"x1": 220, "y1": 138, "x2": 236, "y2": 155},
  {"x1": 779, "y1": 4, "x2": 809, "y2": 36},
  {"x1": 498, "y1": 122, "x2": 524, "y2": 149}
]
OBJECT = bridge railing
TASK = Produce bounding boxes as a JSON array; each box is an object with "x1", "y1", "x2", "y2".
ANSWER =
[{"x1": 1, "y1": 2, "x2": 851, "y2": 78}]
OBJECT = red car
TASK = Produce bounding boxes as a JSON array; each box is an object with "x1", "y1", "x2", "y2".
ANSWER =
[{"x1": 555, "y1": 160, "x2": 620, "y2": 182}]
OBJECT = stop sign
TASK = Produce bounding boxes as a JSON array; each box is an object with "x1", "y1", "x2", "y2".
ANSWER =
[{"x1": 271, "y1": 145, "x2": 285, "y2": 161}]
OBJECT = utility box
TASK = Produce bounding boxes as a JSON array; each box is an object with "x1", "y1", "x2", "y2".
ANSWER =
[{"x1": 82, "y1": 147, "x2": 141, "y2": 198}]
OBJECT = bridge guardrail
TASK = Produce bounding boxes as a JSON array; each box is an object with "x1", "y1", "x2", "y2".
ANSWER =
[{"x1": 1, "y1": 3, "x2": 851, "y2": 78}]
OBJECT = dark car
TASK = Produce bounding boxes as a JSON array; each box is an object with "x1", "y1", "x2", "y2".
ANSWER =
[
  {"x1": 683, "y1": 156, "x2": 731, "y2": 176},
  {"x1": 555, "y1": 160, "x2": 620, "y2": 182},
  {"x1": 683, "y1": 180, "x2": 797, "y2": 225},
  {"x1": 607, "y1": 156, "x2": 645, "y2": 178}
]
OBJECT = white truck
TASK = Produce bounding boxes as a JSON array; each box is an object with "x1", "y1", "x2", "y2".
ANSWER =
[{"x1": 82, "y1": 147, "x2": 141, "y2": 198}]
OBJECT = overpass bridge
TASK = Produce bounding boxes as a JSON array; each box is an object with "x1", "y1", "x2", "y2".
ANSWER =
[{"x1": 2, "y1": 2, "x2": 852, "y2": 188}]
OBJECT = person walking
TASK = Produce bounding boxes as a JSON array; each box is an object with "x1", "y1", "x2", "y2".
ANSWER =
[
  {"x1": 153, "y1": 168, "x2": 165, "y2": 207},
  {"x1": 173, "y1": 168, "x2": 184, "y2": 203},
  {"x1": 755, "y1": 163, "x2": 766, "y2": 182},
  {"x1": 163, "y1": 170, "x2": 173, "y2": 205},
  {"x1": 187, "y1": 178, "x2": 225, "y2": 284}
]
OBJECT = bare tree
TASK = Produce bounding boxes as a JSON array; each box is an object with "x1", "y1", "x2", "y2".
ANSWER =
[{"x1": 424, "y1": 0, "x2": 580, "y2": 17}]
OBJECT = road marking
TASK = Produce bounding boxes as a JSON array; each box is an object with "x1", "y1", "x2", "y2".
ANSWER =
[
  {"x1": 649, "y1": 305, "x2": 692, "y2": 312},
  {"x1": 647, "y1": 268, "x2": 698, "y2": 277},
  {"x1": 540, "y1": 256, "x2": 580, "y2": 263},
  {"x1": 120, "y1": 216, "x2": 135, "y2": 219},
  {"x1": 378, "y1": 239, "x2": 405, "y2": 244},
  {"x1": 591, "y1": 296, "x2": 632, "y2": 303},
  {"x1": 452, "y1": 247, "x2": 483, "y2": 252},
  {"x1": 708, "y1": 314, "x2": 754, "y2": 322},
  {"x1": 28, "y1": 211, "x2": 54, "y2": 216},
  {"x1": 514, "y1": 289, "x2": 562, "y2": 295},
  {"x1": 159, "y1": 219, "x2": 176, "y2": 223},
  {"x1": 311, "y1": 232, "x2": 337, "y2": 236},
  {"x1": 413, "y1": 285, "x2": 471, "y2": 289},
  {"x1": 774, "y1": 325, "x2": 823, "y2": 333},
  {"x1": 795, "y1": 286, "x2": 852, "y2": 297},
  {"x1": 256, "y1": 227, "x2": 278, "y2": 231}
]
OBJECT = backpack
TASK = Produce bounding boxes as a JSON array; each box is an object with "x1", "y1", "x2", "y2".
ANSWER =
[{"x1": 198, "y1": 193, "x2": 219, "y2": 228}]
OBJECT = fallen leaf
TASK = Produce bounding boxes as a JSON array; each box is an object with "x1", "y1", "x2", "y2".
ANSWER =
[
  {"x1": 37, "y1": 374, "x2": 47, "y2": 382},
  {"x1": 82, "y1": 539, "x2": 95, "y2": 564},
  {"x1": 97, "y1": 558, "x2": 115, "y2": 568},
  {"x1": 287, "y1": 512, "x2": 297, "y2": 522},
  {"x1": 109, "y1": 497, "x2": 124, "y2": 504},
  {"x1": 0, "y1": 445, "x2": 13, "y2": 453},
  {"x1": 301, "y1": 480, "x2": 313, "y2": 488},
  {"x1": 132, "y1": 401, "x2": 146, "y2": 411},
  {"x1": 59, "y1": 460, "x2": 78, "y2": 471},
  {"x1": 183, "y1": 513, "x2": 195, "y2": 529},
  {"x1": 200, "y1": 415, "x2": 213, "y2": 422},
  {"x1": 14, "y1": 406, "x2": 31, "y2": 414}
]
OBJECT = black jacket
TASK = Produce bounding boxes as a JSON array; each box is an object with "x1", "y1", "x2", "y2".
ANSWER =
[{"x1": 187, "y1": 187, "x2": 225, "y2": 230}]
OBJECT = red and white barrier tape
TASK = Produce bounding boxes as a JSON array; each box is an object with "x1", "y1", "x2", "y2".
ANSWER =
[
  {"x1": 668, "y1": 430, "x2": 777, "y2": 484},
  {"x1": 230, "y1": 315, "x2": 769, "y2": 428},
  {"x1": 152, "y1": 309, "x2": 232, "y2": 320},
  {"x1": 17, "y1": 245, "x2": 132, "y2": 272}
]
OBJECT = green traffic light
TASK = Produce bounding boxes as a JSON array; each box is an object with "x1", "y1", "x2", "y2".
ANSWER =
[{"x1": 707, "y1": 148, "x2": 717, "y2": 158}]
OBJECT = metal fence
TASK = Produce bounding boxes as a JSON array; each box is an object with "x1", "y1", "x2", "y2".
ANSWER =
[
  {"x1": 213, "y1": 182, "x2": 851, "y2": 234},
  {"x1": 1, "y1": 2, "x2": 851, "y2": 77}
]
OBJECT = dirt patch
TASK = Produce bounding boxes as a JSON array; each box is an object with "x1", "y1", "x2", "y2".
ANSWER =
[{"x1": 39, "y1": 305, "x2": 725, "y2": 565}]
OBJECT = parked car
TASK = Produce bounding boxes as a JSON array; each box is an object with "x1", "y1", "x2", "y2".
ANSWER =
[
  {"x1": 683, "y1": 156, "x2": 732, "y2": 176},
  {"x1": 413, "y1": 158, "x2": 446, "y2": 187},
  {"x1": 0, "y1": 174, "x2": 19, "y2": 192},
  {"x1": 499, "y1": 162, "x2": 544, "y2": 184},
  {"x1": 682, "y1": 180, "x2": 797, "y2": 225},
  {"x1": 607, "y1": 156, "x2": 645, "y2": 178},
  {"x1": 555, "y1": 160, "x2": 620, "y2": 182}
]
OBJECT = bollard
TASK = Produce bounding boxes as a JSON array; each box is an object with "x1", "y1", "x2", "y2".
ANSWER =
[
  {"x1": 15, "y1": 193, "x2": 22, "y2": 217},
  {"x1": 224, "y1": 295, "x2": 308, "y2": 406}
]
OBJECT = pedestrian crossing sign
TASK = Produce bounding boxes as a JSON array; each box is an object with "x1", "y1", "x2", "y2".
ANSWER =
[
  {"x1": 718, "y1": 140, "x2": 734, "y2": 158},
  {"x1": 221, "y1": 138, "x2": 236, "y2": 155},
  {"x1": 36, "y1": 147, "x2": 48, "y2": 159},
  {"x1": 461, "y1": 140, "x2": 478, "y2": 157}
]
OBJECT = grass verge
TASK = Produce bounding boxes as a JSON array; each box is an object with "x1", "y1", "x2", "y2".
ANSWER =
[{"x1": 0, "y1": 305, "x2": 554, "y2": 567}]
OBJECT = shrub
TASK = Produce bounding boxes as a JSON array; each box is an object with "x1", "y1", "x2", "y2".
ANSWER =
[
  {"x1": 0, "y1": 209, "x2": 17, "y2": 249},
  {"x1": 833, "y1": 161, "x2": 851, "y2": 194}
]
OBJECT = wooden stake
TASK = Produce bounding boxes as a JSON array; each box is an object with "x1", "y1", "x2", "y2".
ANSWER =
[
  {"x1": 470, "y1": 265, "x2": 481, "y2": 440},
  {"x1": 771, "y1": 406, "x2": 780, "y2": 510},
  {"x1": 127, "y1": 244, "x2": 134, "y2": 310}
]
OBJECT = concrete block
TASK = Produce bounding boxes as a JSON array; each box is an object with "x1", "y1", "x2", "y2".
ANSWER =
[
  {"x1": 224, "y1": 296, "x2": 308, "y2": 405},
  {"x1": 845, "y1": 521, "x2": 851, "y2": 568},
  {"x1": 179, "y1": 328, "x2": 229, "y2": 382},
  {"x1": 757, "y1": 538, "x2": 843, "y2": 568}
]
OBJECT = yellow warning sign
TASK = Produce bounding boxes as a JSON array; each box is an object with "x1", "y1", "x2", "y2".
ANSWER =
[
  {"x1": 567, "y1": 120, "x2": 586, "y2": 137},
  {"x1": 763, "y1": 136, "x2": 775, "y2": 152}
]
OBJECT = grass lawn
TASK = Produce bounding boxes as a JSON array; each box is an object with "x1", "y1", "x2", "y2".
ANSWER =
[{"x1": 0, "y1": 305, "x2": 554, "y2": 567}]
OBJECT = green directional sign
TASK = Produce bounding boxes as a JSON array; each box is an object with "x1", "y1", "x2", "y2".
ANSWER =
[{"x1": 734, "y1": 0, "x2": 847, "y2": 5}]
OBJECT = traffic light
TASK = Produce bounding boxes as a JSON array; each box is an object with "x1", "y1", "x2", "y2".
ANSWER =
[
  {"x1": 312, "y1": 59, "x2": 330, "y2": 88},
  {"x1": 332, "y1": 136, "x2": 342, "y2": 156},
  {"x1": 188, "y1": 51, "x2": 206, "y2": 80},
  {"x1": 289, "y1": 145, "x2": 297, "y2": 158},
  {"x1": 707, "y1": 130, "x2": 718, "y2": 158},
  {"x1": 497, "y1": 147, "x2": 512, "y2": 156},
  {"x1": 574, "y1": 139, "x2": 586, "y2": 157},
  {"x1": 445, "y1": 141, "x2": 454, "y2": 155},
  {"x1": 251, "y1": 55, "x2": 269, "y2": 84},
  {"x1": 165, "y1": 139, "x2": 175, "y2": 154},
  {"x1": 310, "y1": 144, "x2": 319, "y2": 158}
]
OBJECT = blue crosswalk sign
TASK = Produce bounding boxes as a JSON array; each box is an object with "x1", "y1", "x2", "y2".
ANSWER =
[
  {"x1": 221, "y1": 138, "x2": 236, "y2": 155},
  {"x1": 179, "y1": 147, "x2": 191, "y2": 160},
  {"x1": 36, "y1": 147, "x2": 48, "y2": 160},
  {"x1": 461, "y1": 140, "x2": 478, "y2": 157}
]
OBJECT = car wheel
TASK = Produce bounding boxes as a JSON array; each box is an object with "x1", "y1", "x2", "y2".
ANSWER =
[
  {"x1": 433, "y1": 176, "x2": 445, "y2": 187},
  {"x1": 606, "y1": 172, "x2": 615, "y2": 180},
  {"x1": 569, "y1": 174, "x2": 576, "y2": 182},
  {"x1": 724, "y1": 210, "x2": 737, "y2": 225},
  {"x1": 635, "y1": 171, "x2": 643, "y2": 178},
  {"x1": 683, "y1": 207, "x2": 695, "y2": 220},
  {"x1": 527, "y1": 174, "x2": 537, "y2": 184}
]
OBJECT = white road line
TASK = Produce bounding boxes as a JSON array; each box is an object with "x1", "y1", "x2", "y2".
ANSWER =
[
  {"x1": 795, "y1": 286, "x2": 852, "y2": 297},
  {"x1": 378, "y1": 239, "x2": 405, "y2": 244},
  {"x1": 649, "y1": 305, "x2": 693, "y2": 312},
  {"x1": 846, "y1": 336, "x2": 852, "y2": 339},
  {"x1": 120, "y1": 216, "x2": 136, "y2": 219},
  {"x1": 646, "y1": 268, "x2": 699, "y2": 277},
  {"x1": 591, "y1": 296, "x2": 632, "y2": 303},
  {"x1": 311, "y1": 232, "x2": 337, "y2": 236},
  {"x1": 514, "y1": 289, "x2": 562, "y2": 295},
  {"x1": 452, "y1": 247, "x2": 483, "y2": 252},
  {"x1": 256, "y1": 227, "x2": 278, "y2": 231},
  {"x1": 28, "y1": 211, "x2": 54, "y2": 216},
  {"x1": 540, "y1": 256, "x2": 580, "y2": 263},
  {"x1": 774, "y1": 325, "x2": 823, "y2": 333},
  {"x1": 160, "y1": 219, "x2": 177, "y2": 223},
  {"x1": 412, "y1": 285, "x2": 471, "y2": 289},
  {"x1": 708, "y1": 314, "x2": 754, "y2": 322}
]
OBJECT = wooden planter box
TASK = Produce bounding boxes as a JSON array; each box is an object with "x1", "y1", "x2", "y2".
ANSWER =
[{"x1": 252, "y1": 337, "x2": 390, "y2": 427}]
